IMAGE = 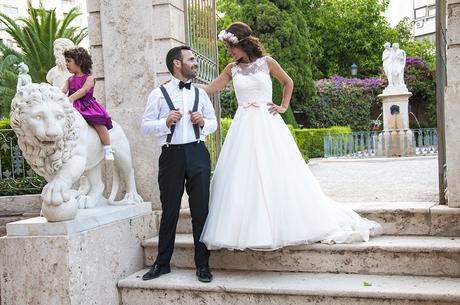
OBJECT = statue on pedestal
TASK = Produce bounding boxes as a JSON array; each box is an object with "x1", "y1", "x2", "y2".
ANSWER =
[
  {"x1": 46, "y1": 38, "x2": 74, "y2": 89},
  {"x1": 10, "y1": 83, "x2": 143, "y2": 221},
  {"x1": 382, "y1": 42, "x2": 408, "y2": 91}
]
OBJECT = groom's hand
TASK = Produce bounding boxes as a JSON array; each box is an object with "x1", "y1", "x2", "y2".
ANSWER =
[
  {"x1": 166, "y1": 108, "x2": 182, "y2": 128},
  {"x1": 189, "y1": 110, "x2": 204, "y2": 127}
]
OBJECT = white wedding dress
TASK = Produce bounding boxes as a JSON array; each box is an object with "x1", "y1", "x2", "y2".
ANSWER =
[{"x1": 200, "y1": 56, "x2": 381, "y2": 250}]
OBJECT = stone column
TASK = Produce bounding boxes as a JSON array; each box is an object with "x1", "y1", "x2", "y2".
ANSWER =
[
  {"x1": 87, "y1": 0, "x2": 187, "y2": 208},
  {"x1": 445, "y1": 0, "x2": 460, "y2": 208}
]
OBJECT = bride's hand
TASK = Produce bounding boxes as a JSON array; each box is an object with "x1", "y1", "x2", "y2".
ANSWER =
[{"x1": 268, "y1": 103, "x2": 287, "y2": 115}]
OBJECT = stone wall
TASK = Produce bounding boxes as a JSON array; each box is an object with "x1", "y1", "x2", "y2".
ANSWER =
[
  {"x1": 445, "y1": 0, "x2": 460, "y2": 208},
  {"x1": 87, "y1": 0, "x2": 187, "y2": 208}
]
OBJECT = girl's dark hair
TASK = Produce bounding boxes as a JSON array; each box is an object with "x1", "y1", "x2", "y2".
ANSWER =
[
  {"x1": 64, "y1": 47, "x2": 93, "y2": 74},
  {"x1": 225, "y1": 22, "x2": 266, "y2": 63}
]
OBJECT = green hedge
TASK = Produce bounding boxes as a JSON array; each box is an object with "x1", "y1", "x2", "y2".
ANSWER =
[
  {"x1": 289, "y1": 125, "x2": 351, "y2": 159},
  {"x1": 220, "y1": 118, "x2": 350, "y2": 160}
]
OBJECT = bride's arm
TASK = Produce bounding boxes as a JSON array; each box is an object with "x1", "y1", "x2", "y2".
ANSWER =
[
  {"x1": 195, "y1": 63, "x2": 233, "y2": 95},
  {"x1": 266, "y1": 57, "x2": 294, "y2": 114}
]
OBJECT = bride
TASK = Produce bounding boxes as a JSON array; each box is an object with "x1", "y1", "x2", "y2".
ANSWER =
[{"x1": 200, "y1": 22, "x2": 381, "y2": 250}]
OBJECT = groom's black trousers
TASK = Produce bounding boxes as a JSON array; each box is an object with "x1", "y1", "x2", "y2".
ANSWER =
[{"x1": 155, "y1": 141, "x2": 211, "y2": 268}]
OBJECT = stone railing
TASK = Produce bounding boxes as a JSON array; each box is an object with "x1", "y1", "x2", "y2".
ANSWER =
[{"x1": 324, "y1": 128, "x2": 438, "y2": 158}]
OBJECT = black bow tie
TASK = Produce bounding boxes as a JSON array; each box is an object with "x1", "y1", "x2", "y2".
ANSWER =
[{"x1": 179, "y1": 81, "x2": 191, "y2": 90}]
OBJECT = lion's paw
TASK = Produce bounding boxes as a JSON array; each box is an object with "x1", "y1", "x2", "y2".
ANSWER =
[
  {"x1": 123, "y1": 192, "x2": 144, "y2": 204},
  {"x1": 109, "y1": 192, "x2": 144, "y2": 206},
  {"x1": 41, "y1": 179, "x2": 72, "y2": 206},
  {"x1": 76, "y1": 194, "x2": 97, "y2": 209}
]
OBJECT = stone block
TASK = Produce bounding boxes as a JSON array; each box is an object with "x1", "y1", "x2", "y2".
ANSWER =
[
  {"x1": 90, "y1": 45, "x2": 105, "y2": 79},
  {"x1": 88, "y1": 12, "x2": 102, "y2": 46},
  {"x1": 447, "y1": 47, "x2": 460, "y2": 85},
  {"x1": 143, "y1": 234, "x2": 460, "y2": 277},
  {"x1": 118, "y1": 269, "x2": 460, "y2": 305},
  {"x1": 85, "y1": 0, "x2": 100, "y2": 13},
  {"x1": 445, "y1": 85, "x2": 460, "y2": 207},
  {"x1": 152, "y1": 4, "x2": 186, "y2": 41},
  {"x1": 0, "y1": 208, "x2": 156, "y2": 305}
]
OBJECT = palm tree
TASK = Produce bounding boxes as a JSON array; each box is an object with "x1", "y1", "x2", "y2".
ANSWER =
[
  {"x1": 0, "y1": 42, "x2": 23, "y2": 117},
  {"x1": 0, "y1": 5, "x2": 87, "y2": 83}
]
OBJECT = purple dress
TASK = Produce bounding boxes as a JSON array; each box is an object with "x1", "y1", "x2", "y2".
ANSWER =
[{"x1": 68, "y1": 74, "x2": 113, "y2": 130}]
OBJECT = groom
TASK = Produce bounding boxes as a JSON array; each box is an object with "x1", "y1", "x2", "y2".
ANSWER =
[{"x1": 141, "y1": 46, "x2": 217, "y2": 282}]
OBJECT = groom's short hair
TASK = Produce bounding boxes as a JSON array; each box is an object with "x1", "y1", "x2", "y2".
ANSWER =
[{"x1": 166, "y1": 46, "x2": 192, "y2": 74}]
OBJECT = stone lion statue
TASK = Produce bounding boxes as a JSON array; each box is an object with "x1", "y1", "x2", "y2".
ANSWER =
[{"x1": 10, "y1": 83, "x2": 143, "y2": 221}]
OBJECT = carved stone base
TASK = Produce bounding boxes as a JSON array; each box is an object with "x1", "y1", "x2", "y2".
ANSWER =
[{"x1": 0, "y1": 203, "x2": 156, "y2": 305}]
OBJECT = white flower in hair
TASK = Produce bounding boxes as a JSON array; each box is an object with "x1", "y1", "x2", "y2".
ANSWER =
[{"x1": 218, "y1": 30, "x2": 239, "y2": 44}]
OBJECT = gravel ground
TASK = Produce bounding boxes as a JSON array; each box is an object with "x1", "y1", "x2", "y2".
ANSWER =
[{"x1": 308, "y1": 156, "x2": 439, "y2": 203}]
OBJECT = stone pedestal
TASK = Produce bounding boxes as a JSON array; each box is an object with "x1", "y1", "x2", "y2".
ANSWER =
[
  {"x1": 376, "y1": 129, "x2": 415, "y2": 157},
  {"x1": 376, "y1": 89, "x2": 415, "y2": 157},
  {"x1": 0, "y1": 203, "x2": 156, "y2": 305},
  {"x1": 445, "y1": 0, "x2": 460, "y2": 208}
]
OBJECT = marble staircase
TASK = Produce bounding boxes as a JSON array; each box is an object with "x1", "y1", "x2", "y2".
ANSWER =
[{"x1": 118, "y1": 202, "x2": 460, "y2": 305}]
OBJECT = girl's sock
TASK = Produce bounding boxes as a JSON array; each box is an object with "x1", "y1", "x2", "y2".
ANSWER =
[{"x1": 103, "y1": 145, "x2": 114, "y2": 161}]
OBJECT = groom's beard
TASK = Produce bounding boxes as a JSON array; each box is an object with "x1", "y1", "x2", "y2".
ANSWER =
[{"x1": 181, "y1": 64, "x2": 198, "y2": 80}]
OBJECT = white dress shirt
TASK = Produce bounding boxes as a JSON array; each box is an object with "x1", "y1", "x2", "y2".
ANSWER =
[{"x1": 141, "y1": 77, "x2": 217, "y2": 146}]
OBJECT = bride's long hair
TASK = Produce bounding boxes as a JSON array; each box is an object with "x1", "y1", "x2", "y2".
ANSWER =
[{"x1": 224, "y1": 22, "x2": 267, "y2": 63}]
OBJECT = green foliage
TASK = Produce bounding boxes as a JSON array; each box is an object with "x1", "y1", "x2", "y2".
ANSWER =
[
  {"x1": 304, "y1": 76, "x2": 384, "y2": 131},
  {"x1": 405, "y1": 57, "x2": 436, "y2": 127},
  {"x1": 272, "y1": 79, "x2": 298, "y2": 128},
  {"x1": 0, "y1": 117, "x2": 11, "y2": 129},
  {"x1": 219, "y1": 89, "x2": 238, "y2": 118},
  {"x1": 0, "y1": 42, "x2": 24, "y2": 117},
  {"x1": 0, "y1": 5, "x2": 88, "y2": 116},
  {"x1": 220, "y1": 117, "x2": 350, "y2": 160},
  {"x1": 216, "y1": 0, "x2": 316, "y2": 122},
  {"x1": 389, "y1": 18, "x2": 436, "y2": 69},
  {"x1": 290, "y1": 126, "x2": 352, "y2": 159},
  {"x1": 0, "y1": 176, "x2": 46, "y2": 196},
  {"x1": 220, "y1": 117, "x2": 233, "y2": 142},
  {"x1": 307, "y1": 0, "x2": 395, "y2": 78}
]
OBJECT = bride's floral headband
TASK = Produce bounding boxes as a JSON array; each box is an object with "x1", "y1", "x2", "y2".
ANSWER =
[{"x1": 218, "y1": 30, "x2": 239, "y2": 44}]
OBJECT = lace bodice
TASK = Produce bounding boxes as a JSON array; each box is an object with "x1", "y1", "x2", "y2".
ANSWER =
[{"x1": 232, "y1": 56, "x2": 272, "y2": 106}]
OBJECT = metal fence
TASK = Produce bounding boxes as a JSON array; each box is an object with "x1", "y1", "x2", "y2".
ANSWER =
[
  {"x1": 184, "y1": 0, "x2": 221, "y2": 167},
  {"x1": 0, "y1": 129, "x2": 45, "y2": 195},
  {"x1": 324, "y1": 128, "x2": 438, "y2": 158}
]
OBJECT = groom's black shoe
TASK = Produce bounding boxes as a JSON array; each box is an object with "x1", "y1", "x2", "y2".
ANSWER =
[
  {"x1": 142, "y1": 263, "x2": 171, "y2": 281},
  {"x1": 196, "y1": 266, "x2": 213, "y2": 283}
]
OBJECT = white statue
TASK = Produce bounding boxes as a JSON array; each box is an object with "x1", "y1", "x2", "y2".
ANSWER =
[
  {"x1": 392, "y1": 43, "x2": 406, "y2": 88},
  {"x1": 46, "y1": 38, "x2": 74, "y2": 89},
  {"x1": 382, "y1": 42, "x2": 393, "y2": 86},
  {"x1": 10, "y1": 83, "x2": 143, "y2": 222},
  {"x1": 382, "y1": 42, "x2": 407, "y2": 91},
  {"x1": 16, "y1": 62, "x2": 32, "y2": 92}
]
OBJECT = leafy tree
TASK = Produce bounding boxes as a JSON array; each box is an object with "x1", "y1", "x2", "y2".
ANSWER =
[
  {"x1": 217, "y1": 0, "x2": 317, "y2": 126},
  {"x1": 308, "y1": 0, "x2": 396, "y2": 78}
]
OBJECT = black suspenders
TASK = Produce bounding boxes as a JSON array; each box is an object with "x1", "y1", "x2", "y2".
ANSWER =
[{"x1": 159, "y1": 85, "x2": 201, "y2": 146}]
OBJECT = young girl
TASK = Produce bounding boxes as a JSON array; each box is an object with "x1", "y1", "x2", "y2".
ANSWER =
[{"x1": 62, "y1": 47, "x2": 114, "y2": 161}]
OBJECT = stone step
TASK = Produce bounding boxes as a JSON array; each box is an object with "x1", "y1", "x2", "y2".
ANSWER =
[
  {"x1": 163, "y1": 202, "x2": 460, "y2": 236},
  {"x1": 142, "y1": 234, "x2": 460, "y2": 277},
  {"x1": 118, "y1": 269, "x2": 460, "y2": 305}
]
